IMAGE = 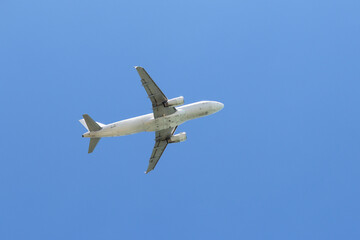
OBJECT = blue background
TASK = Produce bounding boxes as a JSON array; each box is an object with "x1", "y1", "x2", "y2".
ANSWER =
[{"x1": 1, "y1": 0, "x2": 359, "y2": 239}]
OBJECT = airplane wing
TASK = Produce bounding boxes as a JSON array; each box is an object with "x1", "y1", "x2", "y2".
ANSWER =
[
  {"x1": 135, "y1": 66, "x2": 176, "y2": 118},
  {"x1": 146, "y1": 126, "x2": 177, "y2": 174}
]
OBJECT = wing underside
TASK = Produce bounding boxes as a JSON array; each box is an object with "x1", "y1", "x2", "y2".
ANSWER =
[
  {"x1": 135, "y1": 66, "x2": 176, "y2": 118},
  {"x1": 146, "y1": 127, "x2": 177, "y2": 174},
  {"x1": 134, "y1": 66, "x2": 178, "y2": 173}
]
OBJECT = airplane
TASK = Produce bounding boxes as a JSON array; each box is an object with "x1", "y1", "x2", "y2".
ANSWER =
[{"x1": 79, "y1": 66, "x2": 224, "y2": 173}]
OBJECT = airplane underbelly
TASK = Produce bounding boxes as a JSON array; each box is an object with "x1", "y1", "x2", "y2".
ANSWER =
[
  {"x1": 100, "y1": 116, "x2": 150, "y2": 137},
  {"x1": 147, "y1": 113, "x2": 183, "y2": 131}
]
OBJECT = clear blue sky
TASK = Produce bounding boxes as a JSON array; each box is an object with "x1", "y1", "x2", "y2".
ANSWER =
[{"x1": 1, "y1": 0, "x2": 359, "y2": 239}]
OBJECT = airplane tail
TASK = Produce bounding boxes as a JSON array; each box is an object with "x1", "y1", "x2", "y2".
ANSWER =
[
  {"x1": 81, "y1": 114, "x2": 103, "y2": 131},
  {"x1": 80, "y1": 114, "x2": 103, "y2": 153},
  {"x1": 88, "y1": 138, "x2": 101, "y2": 153}
]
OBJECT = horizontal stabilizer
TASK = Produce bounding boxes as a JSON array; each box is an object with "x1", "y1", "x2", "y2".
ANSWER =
[
  {"x1": 79, "y1": 119, "x2": 105, "y2": 130},
  {"x1": 88, "y1": 138, "x2": 101, "y2": 153},
  {"x1": 82, "y1": 114, "x2": 102, "y2": 132}
]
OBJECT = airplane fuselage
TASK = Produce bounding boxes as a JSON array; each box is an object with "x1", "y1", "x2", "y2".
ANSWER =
[{"x1": 82, "y1": 101, "x2": 223, "y2": 138}]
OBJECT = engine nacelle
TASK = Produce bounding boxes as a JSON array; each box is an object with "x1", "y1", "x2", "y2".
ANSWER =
[
  {"x1": 168, "y1": 132, "x2": 187, "y2": 143},
  {"x1": 164, "y1": 96, "x2": 184, "y2": 107}
]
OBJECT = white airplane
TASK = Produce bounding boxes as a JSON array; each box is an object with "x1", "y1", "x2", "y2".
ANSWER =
[{"x1": 80, "y1": 66, "x2": 224, "y2": 173}]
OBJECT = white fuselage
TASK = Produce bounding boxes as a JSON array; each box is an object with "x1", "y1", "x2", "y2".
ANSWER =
[{"x1": 82, "y1": 101, "x2": 224, "y2": 138}]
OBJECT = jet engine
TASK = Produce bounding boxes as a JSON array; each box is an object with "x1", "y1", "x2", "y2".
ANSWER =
[
  {"x1": 168, "y1": 132, "x2": 187, "y2": 143},
  {"x1": 164, "y1": 96, "x2": 184, "y2": 107}
]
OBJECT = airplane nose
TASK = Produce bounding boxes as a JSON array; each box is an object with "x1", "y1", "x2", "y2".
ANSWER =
[
  {"x1": 218, "y1": 102, "x2": 224, "y2": 110},
  {"x1": 212, "y1": 101, "x2": 224, "y2": 112},
  {"x1": 216, "y1": 102, "x2": 224, "y2": 111}
]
